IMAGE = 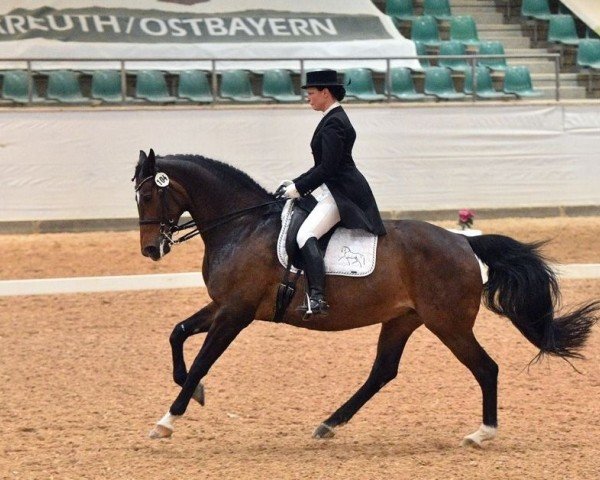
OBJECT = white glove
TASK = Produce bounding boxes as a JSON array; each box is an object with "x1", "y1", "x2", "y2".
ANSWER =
[
  {"x1": 283, "y1": 182, "x2": 300, "y2": 199},
  {"x1": 274, "y1": 180, "x2": 292, "y2": 198},
  {"x1": 275, "y1": 180, "x2": 300, "y2": 199}
]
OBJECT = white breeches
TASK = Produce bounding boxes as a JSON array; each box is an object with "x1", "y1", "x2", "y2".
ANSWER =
[{"x1": 297, "y1": 184, "x2": 341, "y2": 249}]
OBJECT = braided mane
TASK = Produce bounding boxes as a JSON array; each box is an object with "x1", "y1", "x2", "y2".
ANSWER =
[{"x1": 158, "y1": 154, "x2": 270, "y2": 196}]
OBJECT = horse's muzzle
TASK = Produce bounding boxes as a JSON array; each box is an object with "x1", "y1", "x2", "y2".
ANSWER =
[{"x1": 142, "y1": 241, "x2": 171, "y2": 261}]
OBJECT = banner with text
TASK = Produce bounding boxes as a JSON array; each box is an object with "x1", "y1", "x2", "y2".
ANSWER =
[{"x1": 0, "y1": 1, "x2": 420, "y2": 70}]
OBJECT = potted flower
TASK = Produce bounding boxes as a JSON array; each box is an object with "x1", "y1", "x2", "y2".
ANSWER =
[{"x1": 458, "y1": 209, "x2": 475, "y2": 230}]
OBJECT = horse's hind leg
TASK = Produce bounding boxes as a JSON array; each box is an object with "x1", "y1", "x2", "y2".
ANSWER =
[
  {"x1": 430, "y1": 328, "x2": 499, "y2": 448},
  {"x1": 313, "y1": 312, "x2": 422, "y2": 439}
]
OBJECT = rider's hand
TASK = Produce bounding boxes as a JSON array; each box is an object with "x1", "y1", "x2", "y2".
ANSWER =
[
  {"x1": 275, "y1": 180, "x2": 293, "y2": 199},
  {"x1": 282, "y1": 183, "x2": 300, "y2": 199}
]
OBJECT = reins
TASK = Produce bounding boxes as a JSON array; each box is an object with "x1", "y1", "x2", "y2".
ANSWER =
[
  {"x1": 168, "y1": 200, "x2": 284, "y2": 245},
  {"x1": 135, "y1": 173, "x2": 284, "y2": 246}
]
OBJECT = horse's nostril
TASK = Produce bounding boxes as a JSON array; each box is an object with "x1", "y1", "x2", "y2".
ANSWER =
[{"x1": 143, "y1": 245, "x2": 160, "y2": 260}]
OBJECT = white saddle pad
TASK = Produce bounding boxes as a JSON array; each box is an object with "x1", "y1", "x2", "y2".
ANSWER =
[{"x1": 277, "y1": 200, "x2": 378, "y2": 277}]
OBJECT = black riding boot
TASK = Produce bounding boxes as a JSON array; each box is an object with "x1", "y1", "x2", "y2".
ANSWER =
[{"x1": 299, "y1": 237, "x2": 329, "y2": 316}]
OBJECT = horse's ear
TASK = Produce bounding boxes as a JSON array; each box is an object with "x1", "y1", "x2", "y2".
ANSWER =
[
  {"x1": 133, "y1": 150, "x2": 147, "y2": 182},
  {"x1": 148, "y1": 149, "x2": 156, "y2": 173}
]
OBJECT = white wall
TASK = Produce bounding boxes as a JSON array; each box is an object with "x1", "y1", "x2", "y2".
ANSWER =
[{"x1": 1, "y1": 102, "x2": 599, "y2": 222}]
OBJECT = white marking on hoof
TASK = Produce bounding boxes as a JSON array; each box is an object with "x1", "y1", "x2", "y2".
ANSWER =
[
  {"x1": 312, "y1": 423, "x2": 335, "y2": 439},
  {"x1": 149, "y1": 423, "x2": 173, "y2": 439},
  {"x1": 149, "y1": 411, "x2": 180, "y2": 439},
  {"x1": 461, "y1": 424, "x2": 497, "y2": 448}
]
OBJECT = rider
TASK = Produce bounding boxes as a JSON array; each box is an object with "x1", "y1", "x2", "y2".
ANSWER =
[{"x1": 276, "y1": 69, "x2": 386, "y2": 315}]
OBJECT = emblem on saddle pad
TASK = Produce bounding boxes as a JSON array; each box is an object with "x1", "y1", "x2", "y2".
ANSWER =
[{"x1": 277, "y1": 200, "x2": 378, "y2": 277}]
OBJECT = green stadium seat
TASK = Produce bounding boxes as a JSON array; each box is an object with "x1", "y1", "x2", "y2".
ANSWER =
[
  {"x1": 521, "y1": 0, "x2": 552, "y2": 21},
  {"x1": 91, "y1": 70, "x2": 131, "y2": 103},
  {"x1": 576, "y1": 39, "x2": 600, "y2": 92},
  {"x1": 344, "y1": 68, "x2": 386, "y2": 101},
  {"x1": 135, "y1": 70, "x2": 177, "y2": 103},
  {"x1": 438, "y1": 41, "x2": 471, "y2": 73},
  {"x1": 386, "y1": 0, "x2": 418, "y2": 26},
  {"x1": 521, "y1": 0, "x2": 553, "y2": 44},
  {"x1": 477, "y1": 41, "x2": 508, "y2": 71},
  {"x1": 464, "y1": 66, "x2": 508, "y2": 99},
  {"x1": 503, "y1": 66, "x2": 543, "y2": 97},
  {"x1": 389, "y1": 67, "x2": 426, "y2": 101},
  {"x1": 1, "y1": 70, "x2": 43, "y2": 103},
  {"x1": 261, "y1": 69, "x2": 301, "y2": 103},
  {"x1": 423, "y1": 0, "x2": 453, "y2": 22},
  {"x1": 46, "y1": 70, "x2": 87, "y2": 103},
  {"x1": 411, "y1": 15, "x2": 442, "y2": 48},
  {"x1": 423, "y1": 66, "x2": 466, "y2": 100},
  {"x1": 577, "y1": 39, "x2": 600, "y2": 70},
  {"x1": 449, "y1": 16, "x2": 480, "y2": 49},
  {"x1": 547, "y1": 14, "x2": 580, "y2": 46},
  {"x1": 177, "y1": 70, "x2": 213, "y2": 103},
  {"x1": 414, "y1": 41, "x2": 432, "y2": 68},
  {"x1": 220, "y1": 70, "x2": 262, "y2": 102}
]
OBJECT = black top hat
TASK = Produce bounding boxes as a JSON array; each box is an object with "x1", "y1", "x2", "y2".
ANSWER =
[{"x1": 301, "y1": 69, "x2": 343, "y2": 89}]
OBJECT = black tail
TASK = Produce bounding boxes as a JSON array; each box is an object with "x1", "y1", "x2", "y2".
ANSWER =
[{"x1": 468, "y1": 234, "x2": 599, "y2": 361}]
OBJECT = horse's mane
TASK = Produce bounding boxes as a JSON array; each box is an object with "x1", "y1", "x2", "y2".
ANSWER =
[{"x1": 159, "y1": 154, "x2": 270, "y2": 196}]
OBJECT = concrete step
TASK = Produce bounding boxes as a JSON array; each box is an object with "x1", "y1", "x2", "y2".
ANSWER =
[
  {"x1": 535, "y1": 86, "x2": 588, "y2": 99},
  {"x1": 531, "y1": 72, "x2": 590, "y2": 99},
  {"x1": 477, "y1": 36, "x2": 531, "y2": 48},
  {"x1": 477, "y1": 24, "x2": 523, "y2": 32},
  {"x1": 511, "y1": 59, "x2": 556, "y2": 74},
  {"x1": 452, "y1": 11, "x2": 506, "y2": 24}
]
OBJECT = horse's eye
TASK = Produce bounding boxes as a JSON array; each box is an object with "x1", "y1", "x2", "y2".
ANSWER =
[{"x1": 143, "y1": 193, "x2": 152, "y2": 202}]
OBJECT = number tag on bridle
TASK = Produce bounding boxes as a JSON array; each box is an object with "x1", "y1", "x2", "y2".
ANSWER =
[{"x1": 155, "y1": 172, "x2": 170, "y2": 187}]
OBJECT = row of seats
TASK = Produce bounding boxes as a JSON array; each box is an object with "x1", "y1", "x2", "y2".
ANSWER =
[
  {"x1": 402, "y1": 14, "x2": 482, "y2": 48},
  {"x1": 386, "y1": 0, "x2": 459, "y2": 23},
  {"x1": 0, "y1": 69, "x2": 294, "y2": 104},
  {"x1": 395, "y1": 11, "x2": 594, "y2": 51},
  {"x1": 0, "y1": 65, "x2": 543, "y2": 105},
  {"x1": 347, "y1": 65, "x2": 542, "y2": 101}
]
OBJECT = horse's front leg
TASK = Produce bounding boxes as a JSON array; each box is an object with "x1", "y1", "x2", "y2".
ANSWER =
[
  {"x1": 170, "y1": 302, "x2": 218, "y2": 387},
  {"x1": 150, "y1": 305, "x2": 254, "y2": 439}
]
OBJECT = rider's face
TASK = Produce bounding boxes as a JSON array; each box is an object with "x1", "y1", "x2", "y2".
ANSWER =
[{"x1": 306, "y1": 87, "x2": 331, "y2": 112}]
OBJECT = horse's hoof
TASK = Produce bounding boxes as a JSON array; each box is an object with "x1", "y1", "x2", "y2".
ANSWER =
[
  {"x1": 149, "y1": 424, "x2": 173, "y2": 439},
  {"x1": 312, "y1": 423, "x2": 335, "y2": 439},
  {"x1": 461, "y1": 424, "x2": 497, "y2": 448},
  {"x1": 461, "y1": 436, "x2": 483, "y2": 448},
  {"x1": 192, "y1": 383, "x2": 205, "y2": 406}
]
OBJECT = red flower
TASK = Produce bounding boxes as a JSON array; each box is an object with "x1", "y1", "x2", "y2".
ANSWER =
[{"x1": 458, "y1": 209, "x2": 475, "y2": 229}]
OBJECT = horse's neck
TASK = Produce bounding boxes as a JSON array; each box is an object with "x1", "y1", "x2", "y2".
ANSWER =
[
  {"x1": 174, "y1": 163, "x2": 266, "y2": 226},
  {"x1": 177, "y1": 164, "x2": 274, "y2": 248}
]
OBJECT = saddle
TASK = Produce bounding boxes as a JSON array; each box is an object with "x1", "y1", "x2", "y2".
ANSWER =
[{"x1": 273, "y1": 198, "x2": 378, "y2": 322}]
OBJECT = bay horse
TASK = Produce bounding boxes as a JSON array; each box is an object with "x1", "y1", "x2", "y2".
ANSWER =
[{"x1": 133, "y1": 149, "x2": 599, "y2": 446}]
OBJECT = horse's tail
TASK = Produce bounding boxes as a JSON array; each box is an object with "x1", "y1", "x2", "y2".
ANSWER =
[{"x1": 467, "y1": 234, "x2": 599, "y2": 361}]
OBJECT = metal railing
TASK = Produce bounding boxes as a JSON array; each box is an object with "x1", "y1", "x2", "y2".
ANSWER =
[{"x1": 0, "y1": 52, "x2": 562, "y2": 104}]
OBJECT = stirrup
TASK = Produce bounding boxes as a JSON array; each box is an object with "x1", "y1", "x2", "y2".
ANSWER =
[{"x1": 297, "y1": 293, "x2": 329, "y2": 320}]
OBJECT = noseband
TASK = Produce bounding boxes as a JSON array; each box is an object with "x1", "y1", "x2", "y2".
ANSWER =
[{"x1": 135, "y1": 173, "x2": 284, "y2": 246}]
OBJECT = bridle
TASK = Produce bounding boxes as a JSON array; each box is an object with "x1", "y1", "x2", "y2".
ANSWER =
[{"x1": 135, "y1": 173, "x2": 284, "y2": 246}]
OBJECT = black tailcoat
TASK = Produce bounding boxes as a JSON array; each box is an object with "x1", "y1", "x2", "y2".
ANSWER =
[{"x1": 293, "y1": 106, "x2": 386, "y2": 236}]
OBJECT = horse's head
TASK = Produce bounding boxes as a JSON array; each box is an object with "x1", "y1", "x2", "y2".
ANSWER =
[{"x1": 133, "y1": 149, "x2": 189, "y2": 261}]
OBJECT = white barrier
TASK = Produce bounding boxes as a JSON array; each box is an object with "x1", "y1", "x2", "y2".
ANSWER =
[{"x1": 0, "y1": 265, "x2": 598, "y2": 297}]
